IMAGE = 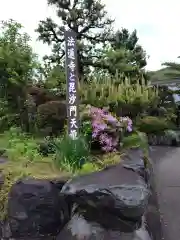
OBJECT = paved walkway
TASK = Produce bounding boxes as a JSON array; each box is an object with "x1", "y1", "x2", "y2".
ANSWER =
[{"x1": 150, "y1": 146, "x2": 180, "y2": 240}]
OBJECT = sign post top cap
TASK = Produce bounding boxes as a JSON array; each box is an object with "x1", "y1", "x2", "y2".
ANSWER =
[{"x1": 64, "y1": 29, "x2": 77, "y2": 36}]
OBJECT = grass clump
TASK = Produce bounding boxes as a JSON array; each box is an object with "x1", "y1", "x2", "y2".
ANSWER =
[
  {"x1": 122, "y1": 131, "x2": 149, "y2": 157},
  {"x1": 54, "y1": 135, "x2": 91, "y2": 173},
  {"x1": 76, "y1": 152, "x2": 121, "y2": 175},
  {"x1": 123, "y1": 132, "x2": 148, "y2": 150}
]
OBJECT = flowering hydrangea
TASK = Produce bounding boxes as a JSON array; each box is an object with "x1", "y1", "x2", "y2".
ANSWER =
[
  {"x1": 89, "y1": 107, "x2": 132, "y2": 152},
  {"x1": 120, "y1": 116, "x2": 133, "y2": 132}
]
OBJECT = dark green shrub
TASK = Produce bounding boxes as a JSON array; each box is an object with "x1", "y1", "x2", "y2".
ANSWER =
[
  {"x1": 28, "y1": 86, "x2": 58, "y2": 106},
  {"x1": 38, "y1": 137, "x2": 56, "y2": 156},
  {"x1": 37, "y1": 101, "x2": 66, "y2": 136},
  {"x1": 136, "y1": 116, "x2": 171, "y2": 134},
  {"x1": 113, "y1": 101, "x2": 146, "y2": 120}
]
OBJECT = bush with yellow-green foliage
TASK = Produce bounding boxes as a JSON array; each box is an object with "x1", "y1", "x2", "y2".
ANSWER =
[
  {"x1": 136, "y1": 116, "x2": 174, "y2": 134},
  {"x1": 79, "y1": 76, "x2": 158, "y2": 119},
  {"x1": 0, "y1": 127, "x2": 43, "y2": 162}
]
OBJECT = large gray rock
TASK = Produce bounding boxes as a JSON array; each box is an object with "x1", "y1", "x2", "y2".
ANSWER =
[
  {"x1": 58, "y1": 148, "x2": 152, "y2": 239},
  {"x1": 56, "y1": 214, "x2": 152, "y2": 240},
  {"x1": 6, "y1": 178, "x2": 69, "y2": 239}
]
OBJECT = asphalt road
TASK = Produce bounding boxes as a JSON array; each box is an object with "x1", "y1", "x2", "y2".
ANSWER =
[{"x1": 149, "y1": 146, "x2": 180, "y2": 240}]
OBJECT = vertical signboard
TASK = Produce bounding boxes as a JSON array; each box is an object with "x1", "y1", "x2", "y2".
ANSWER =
[{"x1": 65, "y1": 30, "x2": 79, "y2": 140}]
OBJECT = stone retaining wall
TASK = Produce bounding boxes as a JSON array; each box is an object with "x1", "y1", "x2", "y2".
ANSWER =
[
  {"x1": 0, "y1": 148, "x2": 162, "y2": 240},
  {"x1": 148, "y1": 134, "x2": 179, "y2": 146}
]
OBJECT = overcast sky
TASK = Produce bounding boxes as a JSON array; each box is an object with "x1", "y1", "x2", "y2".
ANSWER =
[{"x1": 0, "y1": 0, "x2": 180, "y2": 70}]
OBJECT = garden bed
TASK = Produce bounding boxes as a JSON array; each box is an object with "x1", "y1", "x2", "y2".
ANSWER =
[{"x1": 0, "y1": 108, "x2": 166, "y2": 239}]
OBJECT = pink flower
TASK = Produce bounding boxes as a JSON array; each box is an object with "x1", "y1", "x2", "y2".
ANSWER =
[
  {"x1": 90, "y1": 107, "x2": 104, "y2": 116},
  {"x1": 104, "y1": 114, "x2": 118, "y2": 123},
  {"x1": 99, "y1": 133, "x2": 109, "y2": 144},
  {"x1": 92, "y1": 131, "x2": 98, "y2": 138},
  {"x1": 127, "y1": 125, "x2": 132, "y2": 132},
  {"x1": 120, "y1": 116, "x2": 133, "y2": 132},
  {"x1": 102, "y1": 145, "x2": 113, "y2": 152},
  {"x1": 89, "y1": 107, "x2": 133, "y2": 152}
]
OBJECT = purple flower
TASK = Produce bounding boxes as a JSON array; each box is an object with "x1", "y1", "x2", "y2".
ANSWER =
[
  {"x1": 112, "y1": 138, "x2": 118, "y2": 146},
  {"x1": 89, "y1": 106, "x2": 133, "y2": 152},
  {"x1": 99, "y1": 133, "x2": 109, "y2": 144},
  {"x1": 92, "y1": 131, "x2": 98, "y2": 138},
  {"x1": 104, "y1": 114, "x2": 118, "y2": 123},
  {"x1": 97, "y1": 123, "x2": 107, "y2": 131},
  {"x1": 90, "y1": 107, "x2": 104, "y2": 116},
  {"x1": 102, "y1": 145, "x2": 113, "y2": 152},
  {"x1": 127, "y1": 125, "x2": 132, "y2": 132},
  {"x1": 90, "y1": 107, "x2": 99, "y2": 113},
  {"x1": 92, "y1": 121, "x2": 100, "y2": 128},
  {"x1": 120, "y1": 116, "x2": 133, "y2": 132}
]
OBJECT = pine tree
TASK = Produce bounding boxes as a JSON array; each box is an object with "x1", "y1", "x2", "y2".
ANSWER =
[
  {"x1": 105, "y1": 28, "x2": 147, "y2": 77},
  {"x1": 36, "y1": 0, "x2": 114, "y2": 78},
  {"x1": 162, "y1": 57, "x2": 180, "y2": 78}
]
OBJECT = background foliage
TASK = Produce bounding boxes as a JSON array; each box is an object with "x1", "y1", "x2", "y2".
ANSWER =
[{"x1": 0, "y1": 0, "x2": 179, "y2": 178}]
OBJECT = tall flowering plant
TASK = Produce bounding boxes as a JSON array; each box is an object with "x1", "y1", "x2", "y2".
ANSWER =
[{"x1": 89, "y1": 107, "x2": 132, "y2": 152}]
